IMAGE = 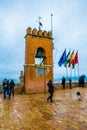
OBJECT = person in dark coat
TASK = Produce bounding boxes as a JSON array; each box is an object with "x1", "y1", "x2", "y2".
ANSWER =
[
  {"x1": 2, "y1": 79, "x2": 8, "y2": 99},
  {"x1": 62, "y1": 77, "x2": 66, "y2": 89},
  {"x1": 47, "y1": 80, "x2": 54, "y2": 102},
  {"x1": 69, "y1": 78, "x2": 72, "y2": 89},
  {"x1": 9, "y1": 79, "x2": 15, "y2": 98},
  {"x1": 81, "y1": 78, "x2": 85, "y2": 87},
  {"x1": 79, "y1": 75, "x2": 85, "y2": 87}
]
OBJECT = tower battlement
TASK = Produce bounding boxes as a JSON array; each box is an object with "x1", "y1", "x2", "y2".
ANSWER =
[{"x1": 26, "y1": 27, "x2": 52, "y2": 38}]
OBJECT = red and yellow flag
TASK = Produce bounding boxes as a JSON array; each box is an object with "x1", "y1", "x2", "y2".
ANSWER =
[
  {"x1": 68, "y1": 51, "x2": 75, "y2": 67},
  {"x1": 75, "y1": 51, "x2": 78, "y2": 64}
]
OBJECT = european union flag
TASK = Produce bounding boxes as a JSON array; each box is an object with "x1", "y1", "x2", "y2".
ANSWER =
[{"x1": 58, "y1": 49, "x2": 67, "y2": 67}]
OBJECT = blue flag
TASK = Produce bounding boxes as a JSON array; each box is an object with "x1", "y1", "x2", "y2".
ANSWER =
[{"x1": 58, "y1": 49, "x2": 67, "y2": 67}]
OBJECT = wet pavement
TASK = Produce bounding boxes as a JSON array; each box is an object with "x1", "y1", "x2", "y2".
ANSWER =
[{"x1": 0, "y1": 87, "x2": 87, "y2": 130}]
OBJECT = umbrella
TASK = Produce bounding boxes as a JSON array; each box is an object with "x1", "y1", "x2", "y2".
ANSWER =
[{"x1": 79, "y1": 75, "x2": 85, "y2": 80}]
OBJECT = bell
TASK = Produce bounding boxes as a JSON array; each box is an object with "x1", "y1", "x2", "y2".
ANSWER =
[{"x1": 35, "y1": 49, "x2": 43, "y2": 58}]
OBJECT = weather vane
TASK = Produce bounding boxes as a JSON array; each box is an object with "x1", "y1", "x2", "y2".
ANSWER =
[{"x1": 36, "y1": 16, "x2": 43, "y2": 30}]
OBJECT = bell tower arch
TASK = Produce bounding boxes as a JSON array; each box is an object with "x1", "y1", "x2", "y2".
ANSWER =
[{"x1": 24, "y1": 27, "x2": 53, "y2": 93}]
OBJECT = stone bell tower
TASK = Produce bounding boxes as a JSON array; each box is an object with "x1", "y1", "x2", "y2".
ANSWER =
[{"x1": 24, "y1": 27, "x2": 53, "y2": 93}]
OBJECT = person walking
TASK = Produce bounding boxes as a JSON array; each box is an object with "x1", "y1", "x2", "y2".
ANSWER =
[
  {"x1": 62, "y1": 77, "x2": 66, "y2": 89},
  {"x1": 2, "y1": 79, "x2": 8, "y2": 99},
  {"x1": 69, "y1": 78, "x2": 72, "y2": 89},
  {"x1": 47, "y1": 80, "x2": 54, "y2": 102},
  {"x1": 6, "y1": 80, "x2": 10, "y2": 97},
  {"x1": 9, "y1": 79, "x2": 15, "y2": 98}
]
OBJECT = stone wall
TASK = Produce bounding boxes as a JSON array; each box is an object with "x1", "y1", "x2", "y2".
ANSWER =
[
  {"x1": 0, "y1": 84, "x2": 23, "y2": 94},
  {"x1": 54, "y1": 82, "x2": 87, "y2": 90},
  {"x1": 0, "y1": 82, "x2": 87, "y2": 94}
]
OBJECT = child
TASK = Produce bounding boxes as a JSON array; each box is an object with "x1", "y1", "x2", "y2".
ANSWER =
[{"x1": 76, "y1": 91, "x2": 82, "y2": 101}]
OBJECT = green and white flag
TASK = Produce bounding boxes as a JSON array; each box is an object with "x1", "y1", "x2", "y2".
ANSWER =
[{"x1": 64, "y1": 49, "x2": 71, "y2": 67}]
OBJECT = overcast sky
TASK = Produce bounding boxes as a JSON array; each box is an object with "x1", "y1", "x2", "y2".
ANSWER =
[{"x1": 0, "y1": 0, "x2": 87, "y2": 83}]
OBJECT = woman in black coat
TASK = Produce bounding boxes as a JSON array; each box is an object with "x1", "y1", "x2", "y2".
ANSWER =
[{"x1": 47, "y1": 80, "x2": 54, "y2": 102}]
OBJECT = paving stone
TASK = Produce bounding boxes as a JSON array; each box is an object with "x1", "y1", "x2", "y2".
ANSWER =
[{"x1": 0, "y1": 87, "x2": 87, "y2": 129}]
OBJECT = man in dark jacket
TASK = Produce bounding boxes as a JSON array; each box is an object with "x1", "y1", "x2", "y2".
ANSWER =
[
  {"x1": 9, "y1": 79, "x2": 15, "y2": 98},
  {"x1": 2, "y1": 79, "x2": 8, "y2": 99},
  {"x1": 62, "y1": 77, "x2": 66, "y2": 89},
  {"x1": 47, "y1": 80, "x2": 54, "y2": 102}
]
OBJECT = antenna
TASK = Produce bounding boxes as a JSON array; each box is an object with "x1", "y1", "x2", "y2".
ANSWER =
[
  {"x1": 51, "y1": 14, "x2": 53, "y2": 34},
  {"x1": 51, "y1": 14, "x2": 54, "y2": 49}
]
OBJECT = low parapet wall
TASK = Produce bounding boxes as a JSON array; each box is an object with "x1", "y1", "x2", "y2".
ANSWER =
[
  {"x1": 0, "y1": 82, "x2": 87, "y2": 94},
  {"x1": 54, "y1": 82, "x2": 79, "y2": 89},
  {"x1": 0, "y1": 84, "x2": 23, "y2": 94}
]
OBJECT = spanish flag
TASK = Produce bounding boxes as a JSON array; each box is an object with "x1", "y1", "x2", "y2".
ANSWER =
[{"x1": 68, "y1": 50, "x2": 75, "y2": 67}]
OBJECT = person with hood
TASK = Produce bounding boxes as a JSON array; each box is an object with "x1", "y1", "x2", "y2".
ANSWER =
[
  {"x1": 47, "y1": 80, "x2": 54, "y2": 102},
  {"x1": 9, "y1": 79, "x2": 15, "y2": 98},
  {"x1": 2, "y1": 79, "x2": 8, "y2": 99},
  {"x1": 69, "y1": 78, "x2": 72, "y2": 89},
  {"x1": 62, "y1": 77, "x2": 66, "y2": 89}
]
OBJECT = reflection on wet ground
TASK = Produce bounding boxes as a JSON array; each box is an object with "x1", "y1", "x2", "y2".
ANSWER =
[{"x1": 0, "y1": 87, "x2": 87, "y2": 129}]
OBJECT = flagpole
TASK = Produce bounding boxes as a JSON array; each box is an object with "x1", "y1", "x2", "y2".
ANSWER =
[
  {"x1": 68, "y1": 49, "x2": 72, "y2": 83},
  {"x1": 70, "y1": 49, "x2": 72, "y2": 83},
  {"x1": 66, "y1": 64, "x2": 68, "y2": 88},
  {"x1": 78, "y1": 62, "x2": 79, "y2": 87},
  {"x1": 75, "y1": 50, "x2": 79, "y2": 86},
  {"x1": 73, "y1": 50, "x2": 76, "y2": 87},
  {"x1": 74, "y1": 63, "x2": 76, "y2": 87},
  {"x1": 77, "y1": 50, "x2": 79, "y2": 82},
  {"x1": 65, "y1": 48, "x2": 72, "y2": 88},
  {"x1": 70, "y1": 65, "x2": 72, "y2": 82}
]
